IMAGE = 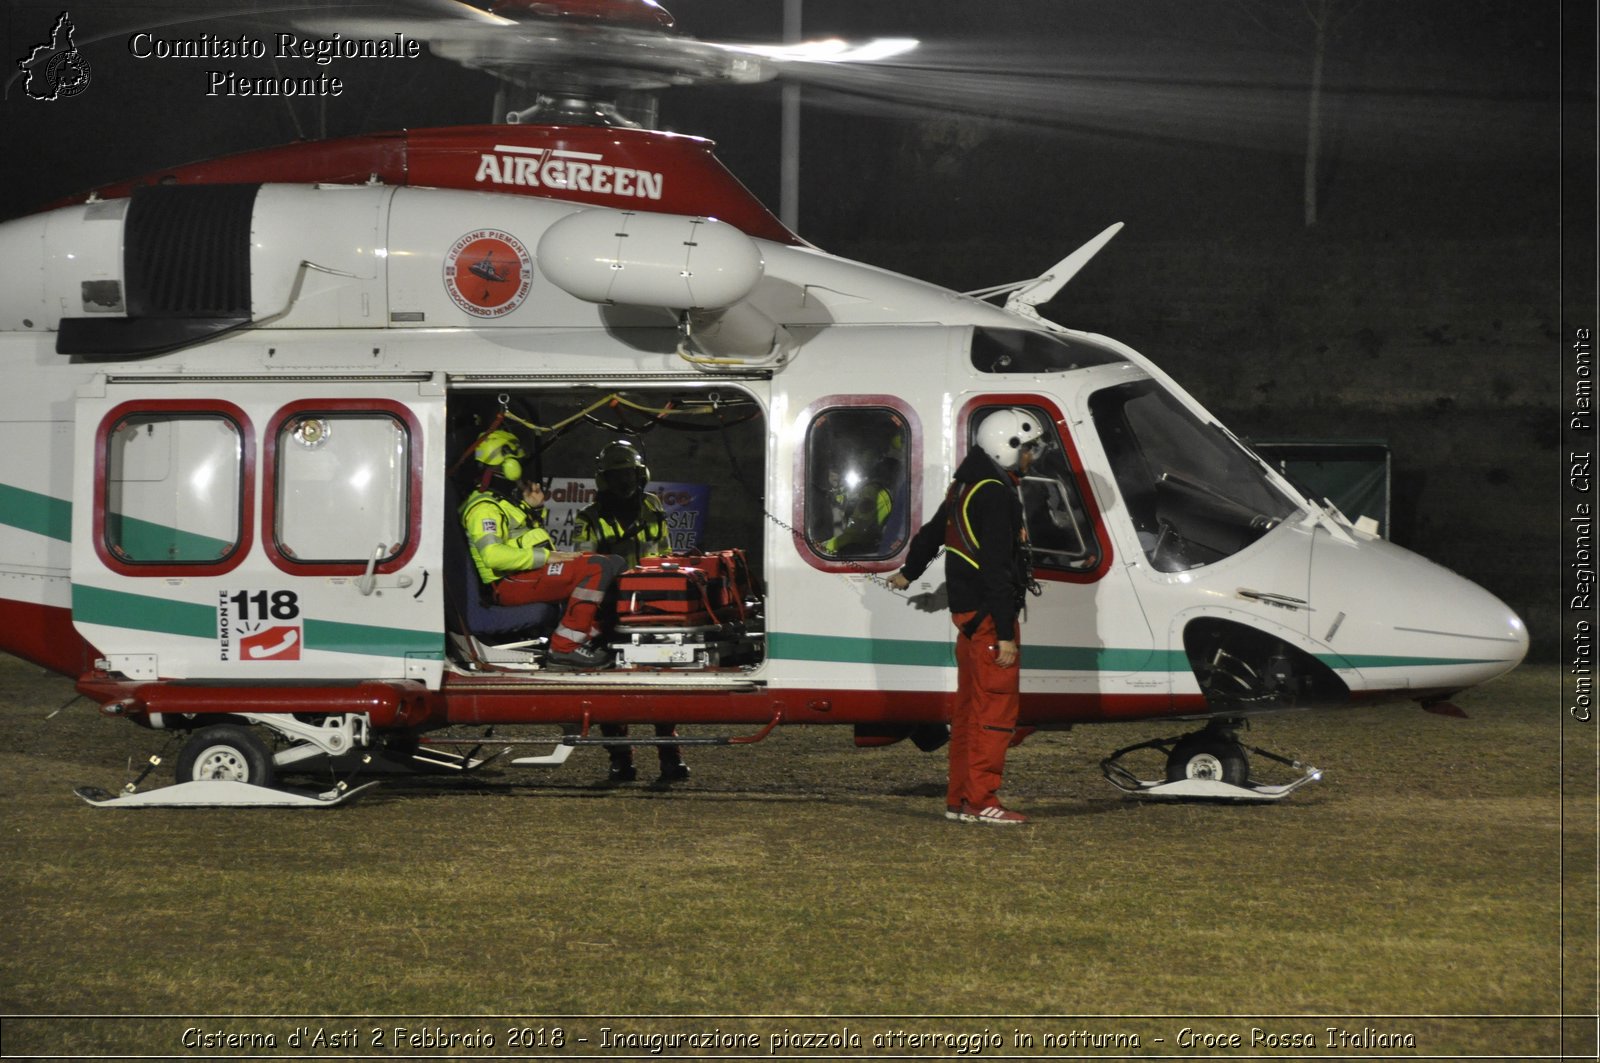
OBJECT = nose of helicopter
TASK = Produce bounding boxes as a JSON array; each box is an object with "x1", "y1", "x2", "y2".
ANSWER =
[{"x1": 1311, "y1": 532, "x2": 1528, "y2": 694}]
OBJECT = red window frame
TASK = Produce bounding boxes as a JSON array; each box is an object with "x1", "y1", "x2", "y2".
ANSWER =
[
  {"x1": 792, "y1": 394, "x2": 922, "y2": 575},
  {"x1": 261, "y1": 399, "x2": 423, "y2": 577},
  {"x1": 956, "y1": 393, "x2": 1115, "y2": 584},
  {"x1": 93, "y1": 399, "x2": 256, "y2": 578}
]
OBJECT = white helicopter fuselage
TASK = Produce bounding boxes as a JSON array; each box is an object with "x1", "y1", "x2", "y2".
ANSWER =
[{"x1": 0, "y1": 167, "x2": 1527, "y2": 768}]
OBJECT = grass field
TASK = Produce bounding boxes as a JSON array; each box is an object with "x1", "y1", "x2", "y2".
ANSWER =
[{"x1": 0, "y1": 656, "x2": 1593, "y2": 1060}]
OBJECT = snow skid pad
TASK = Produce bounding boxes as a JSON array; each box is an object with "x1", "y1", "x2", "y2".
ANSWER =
[
  {"x1": 72, "y1": 780, "x2": 380, "y2": 809},
  {"x1": 1100, "y1": 733, "x2": 1323, "y2": 803},
  {"x1": 1101, "y1": 772, "x2": 1322, "y2": 803}
]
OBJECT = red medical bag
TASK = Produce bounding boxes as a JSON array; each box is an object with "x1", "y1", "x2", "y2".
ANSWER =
[{"x1": 616, "y1": 550, "x2": 758, "y2": 626}]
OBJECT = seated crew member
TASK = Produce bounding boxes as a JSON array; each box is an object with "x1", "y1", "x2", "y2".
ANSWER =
[
  {"x1": 460, "y1": 430, "x2": 625, "y2": 670},
  {"x1": 819, "y1": 463, "x2": 893, "y2": 557},
  {"x1": 574, "y1": 439, "x2": 688, "y2": 783},
  {"x1": 575, "y1": 440, "x2": 671, "y2": 564}
]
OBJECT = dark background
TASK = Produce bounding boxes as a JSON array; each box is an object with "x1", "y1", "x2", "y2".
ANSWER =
[{"x1": 2, "y1": 0, "x2": 1594, "y2": 657}]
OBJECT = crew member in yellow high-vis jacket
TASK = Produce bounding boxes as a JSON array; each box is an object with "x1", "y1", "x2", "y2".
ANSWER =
[{"x1": 461, "y1": 429, "x2": 624, "y2": 671}]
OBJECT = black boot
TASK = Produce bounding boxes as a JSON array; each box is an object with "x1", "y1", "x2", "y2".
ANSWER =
[
  {"x1": 601, "y1": 724, "x2": 636, "y2": 783},
  {"x1": 655, "y1": 725, "x2": 689, "y2": 784}
]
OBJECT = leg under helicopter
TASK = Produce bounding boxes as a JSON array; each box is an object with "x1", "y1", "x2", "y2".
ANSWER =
[
  {"x1": 74, "y1": 712, "x2": 386, "y2": 808},
  {"x1": 1100, "y1": 718, "x2": 1322, "y2": 802},
  {"x1": 1100, "y1": 619, "x2": 1338, "y2": 801}
]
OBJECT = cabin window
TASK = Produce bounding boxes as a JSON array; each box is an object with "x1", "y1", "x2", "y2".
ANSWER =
[
  {"x1": 803, "y1": 407, "x2": 911, "y2": 562},
  {"x1": 104, "y1": 413, "x2": 243, "y2": 564},
  {"x1": 272, "y1": 412, "x2": 410, "y2": 565},
  {"x1": 967, "y1": 404, "x2": 1102, "y2": 574},
  {"x1": 1089, "y1": 380, "x2": 1302, "y2": 572}
]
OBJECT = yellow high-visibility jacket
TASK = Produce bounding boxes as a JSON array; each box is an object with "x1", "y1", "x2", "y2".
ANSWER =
[
  {"x1": 460, "y1": 489, "x2": 554, "y2": 583},
  {"x1": 574, "y1": 492, "x2": 669, "y2": 567}
]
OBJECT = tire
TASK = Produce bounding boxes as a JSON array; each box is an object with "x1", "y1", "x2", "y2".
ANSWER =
[
  {"x1": 1165, "y1": 731, "x2": 1249, "y2": 786},
  {"x1": 175, "y1": 725, "x2": 276, "y2": 787}
]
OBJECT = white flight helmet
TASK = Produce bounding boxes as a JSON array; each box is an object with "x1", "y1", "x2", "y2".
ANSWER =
[{"x1": 975, "y1": 408, "x2": 1044, "y2": 471}]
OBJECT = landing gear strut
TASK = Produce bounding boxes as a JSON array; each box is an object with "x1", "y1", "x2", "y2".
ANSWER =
[
  {"x1": 74, "y1": 714, "x2": 380, "y2": 808},
  {"x1": 1101, "y1": 720, "x2": 1321, "y2": 802}
]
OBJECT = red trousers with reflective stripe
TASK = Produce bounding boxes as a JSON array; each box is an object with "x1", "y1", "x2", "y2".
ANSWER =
[
  {"x1": 949, "y1": 611, "x2": 1020, "y2": 811},
  {"x1": 492, "y1": 555, "x2": 612, "y2": 652}
]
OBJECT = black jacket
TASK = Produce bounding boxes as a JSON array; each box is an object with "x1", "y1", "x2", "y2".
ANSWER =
[{"x1": 900, "y1": 449, "x2": 1027, "y2": 640}]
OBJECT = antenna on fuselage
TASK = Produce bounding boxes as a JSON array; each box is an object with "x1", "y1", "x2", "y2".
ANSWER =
[{"x1": 1003, "y1": 222, "x2": 1125, "y2": 318}]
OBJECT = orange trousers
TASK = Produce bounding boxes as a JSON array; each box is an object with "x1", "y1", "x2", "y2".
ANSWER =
[
  {"x1": 948, "y1": 611, "x2": 1020, "y2": 811},
  {"x1": 492, "y1": 554, "x2": 621, "y2": 652}
]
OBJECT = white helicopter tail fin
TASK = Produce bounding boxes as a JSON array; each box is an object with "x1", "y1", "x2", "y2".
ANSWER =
[{"x1": 1003, "y1": 222, "x2": 1125, "y2": 318}]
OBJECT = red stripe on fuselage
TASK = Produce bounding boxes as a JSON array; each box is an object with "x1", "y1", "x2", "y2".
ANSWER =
[
  {"x1": 0, "y1": 600, "x2": 95, "y2": 678},
  {"x1": 66, "y1": 668, "x2": 1209, "y2": 731},
  {"x1": 47, "y1": 126, "x2": 799, "y2": 245},
  {"x1": 437, "y1": 675, "x2": 1204, "y2": 728}
]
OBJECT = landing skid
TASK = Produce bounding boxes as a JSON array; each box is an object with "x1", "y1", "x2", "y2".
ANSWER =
[
  {"x1": 72, "y1": 780, "x2": 381, "y2": 808},
  {"x1": 1100, "y1": 772, "x2": 1321, "y2": 802},
  {"x1": 1100, "y1": 730, "x2": 1322, "y2": 803}
]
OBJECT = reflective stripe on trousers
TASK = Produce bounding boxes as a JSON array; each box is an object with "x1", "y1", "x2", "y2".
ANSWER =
[{"x1": 491, "y1": 554, "x2": 622, "y2": 652}]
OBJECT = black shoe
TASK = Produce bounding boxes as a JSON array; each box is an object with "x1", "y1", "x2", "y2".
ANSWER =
[
  {"x1": 654, "y1": 761, "x2": 690, "y2": 785},
  {"x1": 608, "y1": 763, "x2": 638, "y2": 784},
  {"x1": 547, "y1": 643, "x2": 612, "y2": 669}
]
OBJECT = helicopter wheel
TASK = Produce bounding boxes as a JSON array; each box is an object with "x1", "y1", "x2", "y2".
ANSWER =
[
  {"x1": 1164, "y1": 729, "x2": 1249, "y2": 786},
  {"x1": 175, "y1": 725, "x2": 276, "y2": 787}
]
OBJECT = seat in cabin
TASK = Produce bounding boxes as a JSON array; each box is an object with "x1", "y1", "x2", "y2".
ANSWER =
[{"x1": 444, "y1": 486, "x2": 561, "y2": 641}]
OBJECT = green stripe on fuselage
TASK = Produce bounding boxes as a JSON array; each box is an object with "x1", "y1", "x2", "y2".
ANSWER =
[
  {"x1": 105, "y1": 514, "x2": 235, "y2": 563},
  {"x1": 0, "y1": 483, "x2": 71, "y2": 542},
  {"x1": 1, "y1": 482, "x2": 233, "y2": 560},
  {"x1": 767, "y1": 632, "x2": 952, "y2": 668},
  {"x1": 1316, "y1": 653, "x2": 1506, "y2": 669},
  {"x1": 304, "y1": 618, "x2": 443, "y2": 659},
  {"x1": 71, "y1": 585, "x2": 440, "y2": 659},
  {"x1": 768, "y1": 634, "x2": 1496, "y2": 673},
  {"x1": 768, "y1": 632, "x2": 1188, "y2": 672},
  {"x1": 73, "y1": 584, "x2": 216, "y2": 639}
]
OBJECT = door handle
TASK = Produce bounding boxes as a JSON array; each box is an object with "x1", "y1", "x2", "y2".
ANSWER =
[
  {"x1": 357, "y1": 544, "x2": 384, "y2": 596},
  {"x1": 356, "y1": 544, "x2": 413, "y2": 596}
]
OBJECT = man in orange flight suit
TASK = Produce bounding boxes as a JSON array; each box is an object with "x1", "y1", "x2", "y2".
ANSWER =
[{"x1": 889, "y1": 408, "x2": 1044, "y2": 825}]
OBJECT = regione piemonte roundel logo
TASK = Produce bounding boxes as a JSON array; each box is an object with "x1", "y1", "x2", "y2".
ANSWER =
[{"x1": 443, "y1": 229, "x2": 534, "y2": 317}]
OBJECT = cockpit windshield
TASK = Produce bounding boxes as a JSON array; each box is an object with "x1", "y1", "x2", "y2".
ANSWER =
[{"x1": 1089, "y1": 380, "x2": 1303, "y2": 572}]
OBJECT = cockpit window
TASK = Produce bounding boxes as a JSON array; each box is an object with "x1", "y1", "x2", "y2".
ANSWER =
[
  {"x1": 1090, "y1": 381, "x2": 1302, "y2": 572},
  {"x1": 970, "y1": 327, "x2": 1125, "y2": 374},
  {"x1": 968, "y1": 404, "x2": 1102, "y2": 574}
]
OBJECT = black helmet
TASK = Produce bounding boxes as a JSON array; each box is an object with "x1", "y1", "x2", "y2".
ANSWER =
[{"x1": 595, "y1": 439, "x2": 649, "y2": 498}]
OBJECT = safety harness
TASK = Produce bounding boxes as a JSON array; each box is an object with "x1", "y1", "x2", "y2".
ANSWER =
[
  {"x1": 942, "y1": 477, "x2": 1003, "y2": 571},
  {"x1": 942, "y1": 476, "x2": 1039, "y2": 638}
]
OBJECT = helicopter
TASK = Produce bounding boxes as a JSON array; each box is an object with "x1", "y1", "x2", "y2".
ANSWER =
[{"x1": 0, "y1": 0, "x2": 1528, "y2": 807}]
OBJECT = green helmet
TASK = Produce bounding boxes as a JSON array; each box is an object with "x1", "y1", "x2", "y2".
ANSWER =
[
  {"x1": 595, "y1": 440, "x2": 649, "y2": 498},
  {"x1": 474, "y1": 429, "x2": 527, "y2": 483}
]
